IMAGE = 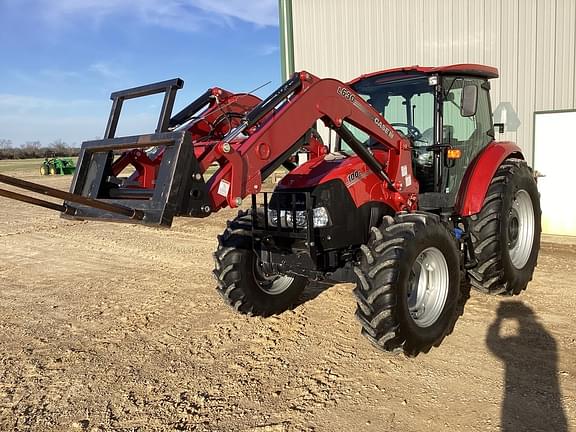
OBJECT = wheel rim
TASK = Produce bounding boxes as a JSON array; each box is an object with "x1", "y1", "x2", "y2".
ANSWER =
[
  {"x1": 407, "y1": 247, "x2": 450, "y2": 328},
  {"x1": 253, "y1": 260, "x2": 295, "y2": 295},
  {"x1": 508, "y1": 189, "x2": 535, "y2": 269}
]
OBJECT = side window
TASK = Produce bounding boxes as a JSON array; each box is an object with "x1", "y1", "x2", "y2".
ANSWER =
[
  {"x1": 476, "y1": 85, "x2": 493, "y2": 141},
  {"x1": 411, "y1": 92, "x2": 435, "y2": 146},
  {"x1": 411, "y1": 92, "x2": 434, "y2": 132},
  {"x1": 383, "y1": 96, "x2": 406, "y2": 124},
  {"x1": 443, "y1": 83, "x2": 477, "y2": 141},
  {"x1": 441, "y1": 77, "x2": 493, "y2": 198}
]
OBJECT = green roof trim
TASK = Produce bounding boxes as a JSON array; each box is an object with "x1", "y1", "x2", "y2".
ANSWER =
[{"x1": 279, "y1": 0, "x2": 295, "y2": 81}]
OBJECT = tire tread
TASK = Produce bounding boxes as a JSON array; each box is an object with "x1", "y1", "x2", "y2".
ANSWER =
[
  {"x1": 466, "y1": 159, "x2": 541, "y2": 295},
  {"x1": 354, "y1": 212, "x2": 468, "y2": 356}
]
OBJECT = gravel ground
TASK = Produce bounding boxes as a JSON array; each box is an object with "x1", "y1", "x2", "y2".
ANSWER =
[{"x1": 0, "y1": 171, "x2": 574, "y2": 431}]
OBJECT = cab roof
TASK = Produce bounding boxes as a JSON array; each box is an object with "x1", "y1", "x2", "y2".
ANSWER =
[{"x1": 348, "y1": 64, "x2": 499, "y2": 85}]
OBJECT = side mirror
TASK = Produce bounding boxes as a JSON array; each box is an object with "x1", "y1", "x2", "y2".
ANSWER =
[{"x1": 460, "y1": 84, "x2": 478, "y2": 117}]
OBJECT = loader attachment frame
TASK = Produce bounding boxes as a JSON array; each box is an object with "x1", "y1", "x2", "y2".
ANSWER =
[
  {"x1": 104, "y1": 77, "x2": 183, "y2": 139},
  {"x1": 64, "y1": 130, "x2": 209, "y2": 227},
  {"x1": 0, "y1": 77, "x2": 218, "y2": 227}
]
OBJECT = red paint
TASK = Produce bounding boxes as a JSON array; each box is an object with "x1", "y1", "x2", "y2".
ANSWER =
[
  {"x1": 277, "y1": 149, "x2": 418, "y2": 212},
  {"x1": 188, "y1": 90, "x2": 261, "y2": 141},
  {"x1": 111, "y1": 89, "x2": 261, "y2": 190},
  {"x1": 347, "y1": 64, "x2": 499, "y2": 85},
  {"x1": 203, "y1": 72, "x2": 416, "y2": 211},
  {"x1": 111, "y1": 149, "x2": 161, "y2": 189},
  {"x1": 456, "y1": 141, "x2": 524, "y2": 216}
]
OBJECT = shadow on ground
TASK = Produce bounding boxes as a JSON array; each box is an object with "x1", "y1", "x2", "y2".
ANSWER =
[
  {"x1": 294, "y1": 280, "x2": 336, "y2": 307},
  {"x1": 486, "y1": 301, "x2": 568, "y2": 432}
]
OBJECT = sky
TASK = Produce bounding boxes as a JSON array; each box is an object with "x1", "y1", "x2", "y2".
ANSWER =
[{"x1": 0, "y1": 0, "x2": 281, "y2": 146}]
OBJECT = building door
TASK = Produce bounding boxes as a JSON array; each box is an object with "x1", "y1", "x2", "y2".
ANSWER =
[{"x1": 534, "y1": 110, "x2": 576, "y2": 237}]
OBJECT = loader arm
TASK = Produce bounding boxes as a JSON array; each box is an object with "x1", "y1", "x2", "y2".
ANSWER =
[{"x1": 200, "y1": 71, "x2": 417, "y2": 213}]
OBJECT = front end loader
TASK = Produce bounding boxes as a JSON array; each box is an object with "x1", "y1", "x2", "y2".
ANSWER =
[{"x1": 0, "y1": 65, "x2": 541, "y2": 357}]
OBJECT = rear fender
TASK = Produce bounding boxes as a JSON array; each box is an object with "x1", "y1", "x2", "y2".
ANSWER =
[{"x1": 456, "y1": 141, "x2": 524, "y2": 217}]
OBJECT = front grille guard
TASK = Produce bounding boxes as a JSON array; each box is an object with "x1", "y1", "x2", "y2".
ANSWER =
[{"x1": 251, "y1": 191, "x2": 316, "y2": 253}]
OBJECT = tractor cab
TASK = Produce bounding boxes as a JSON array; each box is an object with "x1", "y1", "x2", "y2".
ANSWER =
[{"x1": 341, "y1": 64, "x2": 498, "y2": 209}]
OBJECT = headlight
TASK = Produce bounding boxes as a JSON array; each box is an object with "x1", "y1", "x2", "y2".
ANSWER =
[
  {"x1": 268, "y1": 209, "x2": 279, "y2": 226},
  {"x1": 267, "y1": 207, "x2": 330, "y2": 228},
  {"x1": 286, "y1": 210, "x2": 308, "y2": 228},
  {"x1": 312, "y1": 207, "x2": 329, "y2": 227}
]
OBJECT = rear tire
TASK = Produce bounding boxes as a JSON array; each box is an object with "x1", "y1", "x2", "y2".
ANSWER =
[
  {"x1": 40, "y1": 165, "x2": 49, "y2": 176},
  {"x1": 354, "y1": 212, "x2": 467, "y2": 357},
  {"x1": 467, "y1": 159, "x2": 541, "y2": 295},
  {"x1": 213, "y1": 211, "x2": 308, "y2": 317}
]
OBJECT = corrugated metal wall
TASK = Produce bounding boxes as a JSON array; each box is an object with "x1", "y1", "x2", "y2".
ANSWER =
[{"x1": 287, "y1": 0, "x2": 576, "y2": 163}]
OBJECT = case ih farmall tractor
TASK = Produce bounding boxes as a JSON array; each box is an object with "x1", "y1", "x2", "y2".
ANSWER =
[{"x1": 0, "y1": 64, "x2": 541, "y2": 357}]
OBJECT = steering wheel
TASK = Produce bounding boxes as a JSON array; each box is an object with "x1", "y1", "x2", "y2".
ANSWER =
[{"x1": 390, "y1": 123, "x2": 423, "y2": 141}]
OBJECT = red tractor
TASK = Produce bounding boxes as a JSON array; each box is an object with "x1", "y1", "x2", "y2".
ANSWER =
[{"x1": 0, "y1": 64, "x2": 541, "y2": 357}]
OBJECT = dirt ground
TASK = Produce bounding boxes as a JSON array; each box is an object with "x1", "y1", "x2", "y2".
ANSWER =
[{"x1": 0, "y1": 168, "x2": 574, "y2": 432}]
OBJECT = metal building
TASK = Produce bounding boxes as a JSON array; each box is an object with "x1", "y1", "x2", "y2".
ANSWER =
[
  {"x1": 280, "y1": 0, "x2": 576, "y2": 236},
  {"x1": 280, "y1": 0, "x2": 576, "y2": 163}
]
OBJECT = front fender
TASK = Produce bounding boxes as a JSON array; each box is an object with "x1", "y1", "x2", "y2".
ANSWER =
[{"x1": 456, "y1": 141, "x2": 524, "y2": 216}]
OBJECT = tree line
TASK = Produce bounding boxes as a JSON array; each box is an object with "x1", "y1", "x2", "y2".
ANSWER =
[{"x1": 0, "y1": 139, "x2": 80, "y2": 160}]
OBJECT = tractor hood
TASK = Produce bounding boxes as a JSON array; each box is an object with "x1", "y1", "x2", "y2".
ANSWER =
[
  {"x1": 278, "y1": 152, "x2": 363, "y2": 189},
  {"x1": 276, "y1": 151, "x2": 390, "y2": 208}
]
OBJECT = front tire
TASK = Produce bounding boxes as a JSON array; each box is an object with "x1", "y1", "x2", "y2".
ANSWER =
[
  {"x1": 467, "y1": 159, "x2": 541, "y2": 295},
  {"x1": 354, "y1": 212, "x2": 467, "y2": 357},
  {"x1": 213, "y1": 211, "x2": 308, "y2": 317}
]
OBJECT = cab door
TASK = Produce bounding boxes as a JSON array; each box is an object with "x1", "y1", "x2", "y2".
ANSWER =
[{"x1": 440, "y1": 77, "x2": 493, "y2": 203}]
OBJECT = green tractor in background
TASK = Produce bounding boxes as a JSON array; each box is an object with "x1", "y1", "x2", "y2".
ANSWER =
[{"x1": 40, "y1": 153, "x2": 76, "y2": 176}]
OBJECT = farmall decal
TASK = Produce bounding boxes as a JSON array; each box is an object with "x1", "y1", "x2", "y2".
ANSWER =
[{"x1": 336, "y1": 86, "x2": 395, "y2": 140}]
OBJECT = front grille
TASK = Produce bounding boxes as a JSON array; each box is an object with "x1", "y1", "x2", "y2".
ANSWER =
[{"x1": 251, "y1": 191, "x2": 314, "y2": 240}]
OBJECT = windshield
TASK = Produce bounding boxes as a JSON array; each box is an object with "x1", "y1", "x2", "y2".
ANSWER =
[{"x1": 339, "y1": 75, "x2": 435, "y2": 151}]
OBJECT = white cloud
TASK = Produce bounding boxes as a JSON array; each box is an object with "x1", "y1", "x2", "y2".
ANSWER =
[
  {"x1": 0, "y1": 113, "x2": 105, "y2": 145},
  {"x1": 192, "y1": 0, "x2": 279, "y2": 27},
  {"x1": 0, "y1": 94, "x2": 67, "y2": 113},
  {"x1": 89, "y1": 62, "x2": 119, "y2": 79},
  {"x1": 0, "y1": 94, "x2": 53, "y2": 111},
  {"x1": 30, "y1": 0, "x2": 278, "y2": 30}
]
